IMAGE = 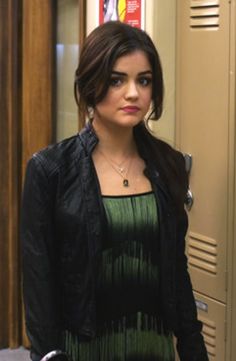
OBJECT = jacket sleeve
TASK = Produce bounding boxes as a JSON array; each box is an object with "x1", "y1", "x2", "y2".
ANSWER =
[
  {"x1": 21, "y1": 155, "x2": 63, "y2": 360},
  {"x1": 174, "y1": 209, "x2": 209, "y2": 361}
]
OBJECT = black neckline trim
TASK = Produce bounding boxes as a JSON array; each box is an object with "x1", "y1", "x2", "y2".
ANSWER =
[{"x1": 102, "y1": 191, "x2": 154, "y2": 199}]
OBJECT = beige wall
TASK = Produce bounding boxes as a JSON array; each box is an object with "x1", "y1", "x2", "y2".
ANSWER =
[{"x1": 56, "y1": 0, "x2": 79, "y2": 141}]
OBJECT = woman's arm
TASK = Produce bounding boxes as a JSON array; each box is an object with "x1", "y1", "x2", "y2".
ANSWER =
[
  {"x1": 174, "y1": 209, "x2": 209, "y2": 361},
  {"x1": 21, "y1": 155, "x2": 62, "y2": 360}
]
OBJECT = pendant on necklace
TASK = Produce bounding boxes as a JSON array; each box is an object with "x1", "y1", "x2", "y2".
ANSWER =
[{"x1": 123, "y1": 179, "x2": 129, "y2": 187}]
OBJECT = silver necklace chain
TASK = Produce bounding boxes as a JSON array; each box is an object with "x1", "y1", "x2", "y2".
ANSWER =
[{"x1": 98, "y1": 150, "x2": 133, "y2": 187}]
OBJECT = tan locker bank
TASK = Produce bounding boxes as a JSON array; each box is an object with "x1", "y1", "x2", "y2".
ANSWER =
[{"x1": 175, "y1": 0, "x2": 236, "y2": 360}]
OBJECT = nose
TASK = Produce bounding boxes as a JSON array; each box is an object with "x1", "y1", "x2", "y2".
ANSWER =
[{"x1": 124, "y1": 81, "x2": 138, "y2": 99}]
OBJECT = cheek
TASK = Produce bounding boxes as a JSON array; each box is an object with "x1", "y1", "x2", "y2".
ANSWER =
[
  {"x1": 100, "y1": 92, "x2": 119, "y2": 108},
  {"x1": 96, "y1": 97, "x2": 113, "y2": 113},
  {"x1": 143, "y1": 91, "x2": 152, "y2": 107}
]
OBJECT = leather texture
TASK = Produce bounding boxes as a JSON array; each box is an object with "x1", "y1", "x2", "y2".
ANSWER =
[{"x1": 21, "y1": 124, "x2": 208, "y2": 361}]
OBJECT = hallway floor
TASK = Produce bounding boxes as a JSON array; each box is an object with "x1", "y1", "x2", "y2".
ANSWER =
[{"x1": 0, "y1": 348, "x2": 30, "y2": 361}]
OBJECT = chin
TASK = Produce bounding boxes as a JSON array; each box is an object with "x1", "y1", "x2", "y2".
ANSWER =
[{"x1": 116, "y1": 117, "x2": 143, "y2": 128}]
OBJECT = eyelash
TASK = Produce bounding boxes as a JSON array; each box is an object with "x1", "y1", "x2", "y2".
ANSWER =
[
  {"x1": 110, "y1": 77, "x2": 122, "y2": 87},
  {"x1": 109, "y1": 77, "x2": 152, "y2": 87},
  {"x1": 139, "y1": 77, "x2": 152, "y2": 86}
]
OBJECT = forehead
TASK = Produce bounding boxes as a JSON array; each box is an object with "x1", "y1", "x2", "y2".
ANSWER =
[{"x1": 112, "y1": 50, "x2": 152, "y2": 71}]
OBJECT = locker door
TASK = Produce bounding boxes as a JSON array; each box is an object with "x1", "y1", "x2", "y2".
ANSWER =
[
  {"x1": 176, "y1": 1, "x2": 231, "y2": 360},
  {"x1": 193, "y1": 291, "x2": 226, "y2": 360}
]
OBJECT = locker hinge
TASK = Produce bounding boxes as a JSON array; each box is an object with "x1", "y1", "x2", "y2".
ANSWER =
[
  {"x1": 224, "y1": 320, "x2": 227, "y2": 342},
  {"x1": 225, "y1": 269, "x2": 228, "y2": 292}
]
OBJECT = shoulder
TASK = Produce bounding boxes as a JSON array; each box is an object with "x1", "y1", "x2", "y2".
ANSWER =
[
  {"x1": 156, "y1": 137, "x2": 186, "y2": 171},
  {"x1": 26, "y1": 133, "x2": 83, "y2": 178},
  {"x1": 154, "y1": 137, "x2": 188, "y2": 189},
  {"x1": 134, "y1": 123, "x2": 186, "y2": 174},
  {"x1": 134, "y1": 123, "x2": 188, "y2": 206}
]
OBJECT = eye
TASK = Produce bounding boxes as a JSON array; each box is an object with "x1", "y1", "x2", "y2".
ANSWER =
[
  {"x1": 138, "y1": 77, "x2": 152, "y2": 86},
  {"x1": 110, "y1": 77, "x2": 123, "y2": 87}
]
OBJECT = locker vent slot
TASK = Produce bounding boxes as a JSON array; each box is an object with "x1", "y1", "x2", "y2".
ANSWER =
[
  {"x1": 190, "y1": 0, "x2": 220, "y2": 30},
  {"x1": 199, "y1": 316, "x2": 216, "y2": 356},
  {"x1": 188, "y1": 232, "x2": 217, "y2": 274}
]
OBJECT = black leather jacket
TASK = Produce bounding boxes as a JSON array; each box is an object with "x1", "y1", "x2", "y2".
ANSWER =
[{"x1": 21, "y1": 124, "x2": 208, "y2": 361}]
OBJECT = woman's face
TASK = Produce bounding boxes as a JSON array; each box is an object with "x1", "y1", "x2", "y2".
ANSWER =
[{"x1": 93, "y1": 50, "x2": 153, "y2": 129}]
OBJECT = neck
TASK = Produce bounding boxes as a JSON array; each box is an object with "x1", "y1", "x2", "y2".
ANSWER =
[{"x1": 92, "y1": 120, "x2": 137, "y2": 158}]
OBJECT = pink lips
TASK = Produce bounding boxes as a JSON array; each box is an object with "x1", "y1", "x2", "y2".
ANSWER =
[{"x1": 122, "y1": 106, "x2": 140, "y2": 113}]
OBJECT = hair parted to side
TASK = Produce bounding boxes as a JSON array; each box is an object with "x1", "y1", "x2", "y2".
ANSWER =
[{"x1": 74, "y1": 21, "x2": 164, "y2": 127}]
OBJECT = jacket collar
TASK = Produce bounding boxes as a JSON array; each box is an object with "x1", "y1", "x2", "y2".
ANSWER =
[
  {"x1": 78, "y1": 121, "x2": 171, "y2": 202},
  {"x1": 78, "y1": 122, "x2": 99, "y2": 156}
]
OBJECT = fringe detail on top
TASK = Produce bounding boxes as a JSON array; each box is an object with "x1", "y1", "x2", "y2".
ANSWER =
[
  {"x1": 97, "y1": 241, "x2": 159, "y2": 289},
  {"x1": 64, "y1": 313, "x2": 174, "y2": 361},
  {"x1": 64, "y1": 194, "x2": 174, "y2": 361}
]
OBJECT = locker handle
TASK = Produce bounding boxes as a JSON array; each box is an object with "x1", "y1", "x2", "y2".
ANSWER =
[
  {"x1": 185, "y1": 188, "x2": 194, "y2": 211},
  {"x1": 183, "y1": 153, "x2": 194, "y2": 211}
]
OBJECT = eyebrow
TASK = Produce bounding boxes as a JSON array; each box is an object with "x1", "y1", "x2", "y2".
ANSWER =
[{"x1": 111, "y1": 70, "x2": 153, "y2": 76}]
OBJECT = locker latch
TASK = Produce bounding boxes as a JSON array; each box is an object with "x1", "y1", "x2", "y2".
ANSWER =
[{"x1": 183, "y1": 153, "x2": 194, "y2": 211}]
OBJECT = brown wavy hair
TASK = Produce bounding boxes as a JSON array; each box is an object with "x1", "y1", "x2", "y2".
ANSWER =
[{"x1": 74, "y1": 21, "x2": 164, "y2": 127}]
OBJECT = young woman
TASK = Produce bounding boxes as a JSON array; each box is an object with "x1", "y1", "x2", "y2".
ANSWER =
[{"x1": 21, "y1": 21, "x2": 209, "y2": 361}]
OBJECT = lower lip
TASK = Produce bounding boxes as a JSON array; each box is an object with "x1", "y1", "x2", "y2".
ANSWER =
[{"x1": 122, "y1": 107, "x2": 140, "y2": 113}]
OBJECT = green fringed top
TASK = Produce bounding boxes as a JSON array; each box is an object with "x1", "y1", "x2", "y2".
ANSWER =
[{"x1": 64, "y1": 192, "x2": 175, "y2": 361}]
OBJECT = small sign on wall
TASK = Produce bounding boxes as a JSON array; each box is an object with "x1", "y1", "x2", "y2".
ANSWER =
[{"x1": 99, "y1": 0, "x2": 145, "y2": 29}]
